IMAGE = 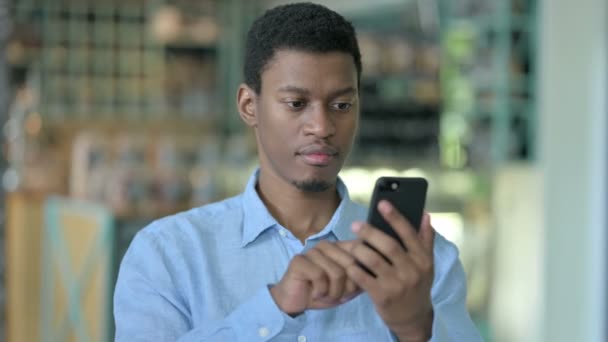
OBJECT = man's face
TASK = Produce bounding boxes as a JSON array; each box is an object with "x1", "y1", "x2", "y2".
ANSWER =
[{"x1": 242, "y1": 49, "x2": 359, "y2": 192}]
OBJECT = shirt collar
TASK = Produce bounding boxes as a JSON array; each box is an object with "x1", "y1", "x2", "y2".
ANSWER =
[{"x1": 240, "y1": 169, "x2": 361, "y2": 247}]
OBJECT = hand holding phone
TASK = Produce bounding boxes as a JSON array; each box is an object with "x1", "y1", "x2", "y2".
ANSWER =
[
  {"x1": 348, "y1": 177, "x2": 435, "y2": 339},
  {"x1": 357, "y1": 177, "x2": 428, "y2": 275}
]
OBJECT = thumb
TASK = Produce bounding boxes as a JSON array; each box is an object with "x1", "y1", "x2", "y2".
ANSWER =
[{"x1": 419, "y1": 212, "x2": 435, "y2": 252}]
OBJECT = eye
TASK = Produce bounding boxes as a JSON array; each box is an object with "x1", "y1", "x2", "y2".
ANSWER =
[
  {"x1": 286, "y1": 100, "x2": 306, "y2": 109},
  {"x1": 332, "y1": 102, "x2": 352, "y2": 111}
]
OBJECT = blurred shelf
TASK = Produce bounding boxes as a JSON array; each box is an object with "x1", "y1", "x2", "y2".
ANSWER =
[
  {"x1": 165, "y1": 44, "x2": 218, "y2": 56},
  {"x1": 42, "y1": 118, "x2": 218, "y2": 132}
]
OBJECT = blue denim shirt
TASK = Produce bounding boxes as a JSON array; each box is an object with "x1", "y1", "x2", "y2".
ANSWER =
[{"x1": 114, "y1": 170, "x2": 482, "y2": 341}]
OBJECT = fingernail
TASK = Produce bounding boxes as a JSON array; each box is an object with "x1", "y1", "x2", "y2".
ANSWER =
[
  {"x1": 352, "y1": 222, "x2": 362, "y2": 233},
  {"x1": 378, "y1": 200, "x2": 392, "y2": 213}
]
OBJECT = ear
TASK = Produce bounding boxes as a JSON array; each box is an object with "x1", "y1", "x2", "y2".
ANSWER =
[{"x1": 237, "y1": 84, "x2": 258, "y2": 127}]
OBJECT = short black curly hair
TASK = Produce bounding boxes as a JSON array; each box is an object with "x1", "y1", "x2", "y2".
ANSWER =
[{"x1": 244, "y1": 2, "x2": 362, "y2": 94}]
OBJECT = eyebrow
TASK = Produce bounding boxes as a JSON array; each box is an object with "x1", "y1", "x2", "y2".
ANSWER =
[{"x1": 277, "y1": 86, "x2": 356, "y2": 98}]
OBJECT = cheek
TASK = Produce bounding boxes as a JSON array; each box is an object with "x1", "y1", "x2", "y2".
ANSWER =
[
  {"x1": 338, "y1": 115, "x2": 358, "y2": 137},
  {"x1": 257, "y1": 108, "x2": 298, "y2": 153},
  {"x1": 261, "y1": 106, "x2": 302, "y2": 137}
]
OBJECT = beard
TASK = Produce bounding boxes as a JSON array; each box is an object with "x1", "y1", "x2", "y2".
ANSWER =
[{"x1": 290, "y1": 178, "x2": 332, "y2": 192}]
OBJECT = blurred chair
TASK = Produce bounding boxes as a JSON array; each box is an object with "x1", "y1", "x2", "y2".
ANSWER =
[{"x1": 40, "y1": 197, "x2": 114, "y2": 342}]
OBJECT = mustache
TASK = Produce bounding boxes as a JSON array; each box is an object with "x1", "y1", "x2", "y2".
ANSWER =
[{"x1": 297, "y1": 144, "x2": 339, "y2": 156}]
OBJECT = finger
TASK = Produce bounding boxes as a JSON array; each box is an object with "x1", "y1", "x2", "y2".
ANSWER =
[
  {"x1": 315, "y1": 241, "x2": 363, "y2": 300},
  {"x1": 345, "y1": 260, "x2": 378, "y2": 294},
  {"x1": 341, "y1": 280, "x2": 362, "y2": 303},
  {"x1": 335, "y1": 240, "x2": 357, "y2": 254},
  {"x1": 305, "y1": 247, "x2": 346, "y2": 301},
  {"x1": 377, "y1": 200, "x2": 425, "y2": 256},
  {"x1": 317, "y1": 240, "x2": 359, "y2": 272},
  {"x1": 291, "y1": 254, "x2": 329, "y2": 299},
  {"x1": 350, "y1": 239, "x2": 393, "y2": 278},
  {"x1": 406, "y1": 212, "x2": 436, "y2": 275},
  {"x1": 351, "y1": 221, "x2": 408, "y2": 267},
  {"x1": 419, "y1": 212, "x2": 435, "y2": 252}
]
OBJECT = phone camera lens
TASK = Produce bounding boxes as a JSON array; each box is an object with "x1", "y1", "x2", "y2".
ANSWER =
[{"x1": 390, "y1": 182, "x2": 399, "y2": 190}]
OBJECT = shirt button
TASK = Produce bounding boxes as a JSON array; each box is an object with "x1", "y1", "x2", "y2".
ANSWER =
[
  {"x1": 279, "y1": 229, "x2": 287, "y2": 237},
  {"x1": 298, "y1": 335, "x2": 307, "y2": 342},
  {"x1": 258, "y1": 327, "x2": 270, "y2": 337}
]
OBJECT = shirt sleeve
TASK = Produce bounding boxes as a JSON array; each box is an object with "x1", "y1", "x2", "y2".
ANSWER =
[
  {"x1": 428, "y1": 234, "x2": 484, "y2": 342},
  {"x1": 113, "y1": 229, "x2": 305, "y2": 342}
]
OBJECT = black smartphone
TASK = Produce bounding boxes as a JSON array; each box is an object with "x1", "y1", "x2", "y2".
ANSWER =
[
  {"x1": 358, "y1": 177, "x2": 428, "y2": 276},
  {"x1": 366, "y1": 177, "x2": 428, "y2": 249}
]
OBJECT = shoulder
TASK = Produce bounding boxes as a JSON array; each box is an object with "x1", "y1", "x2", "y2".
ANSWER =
[
  {"x1": 433, "y1": 232, "x2": 460, "y2": 262},
  {"x1": 432, "y1": 232, "x2": 462, "y2": 279},
  {"x1": 145, "y1": 194, "x2": 242, "y2": 235},
  {"x1": 430, "y1": 232, "x2": 468, "y2": 300},
  {"x1": 129, "y1": 194, "x2": 245, "y2": 258}
]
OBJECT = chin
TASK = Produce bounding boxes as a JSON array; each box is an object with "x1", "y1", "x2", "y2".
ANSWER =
[{"x1": 290, "y1": 178, "x2": 334, "y2": 193}]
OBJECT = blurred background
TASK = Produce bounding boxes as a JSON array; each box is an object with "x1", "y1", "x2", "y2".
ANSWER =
[{"x1": 1, "y1": 0, "x2": 606, "y2": 341}]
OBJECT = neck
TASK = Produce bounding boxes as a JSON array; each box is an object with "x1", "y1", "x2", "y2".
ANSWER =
[{"x1": 256, "y1": 170, "x2": 341, "y2": 243}]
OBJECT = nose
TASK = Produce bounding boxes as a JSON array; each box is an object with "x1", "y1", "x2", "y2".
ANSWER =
[{"x1": 303, "y1": 106, "x2": 336, "y2": 139}]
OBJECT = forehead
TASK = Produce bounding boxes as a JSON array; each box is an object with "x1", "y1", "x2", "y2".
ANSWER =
[{"x1": 260, "y1": 49, "x2": 358, "y2": 94}]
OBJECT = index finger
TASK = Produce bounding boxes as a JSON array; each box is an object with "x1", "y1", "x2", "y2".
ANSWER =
[
  {"x1": 377, "y1": 200, "x2": 426, "y2": 256},
  {"x1": 317, "y1": 240, "x2": 358, "y2": 269},
  {"x1": 335, "y1": 240, "x2": 357, "y2": 253}
]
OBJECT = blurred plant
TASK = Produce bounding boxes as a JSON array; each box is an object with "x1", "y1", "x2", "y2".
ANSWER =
[{"x1": 440, "y1": 22, "x2": 477, "y2": 169}]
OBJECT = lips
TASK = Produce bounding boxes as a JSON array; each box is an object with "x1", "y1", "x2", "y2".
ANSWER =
[{"x1": 297, "y1": 145, "x2": 338, "y2": 166}]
